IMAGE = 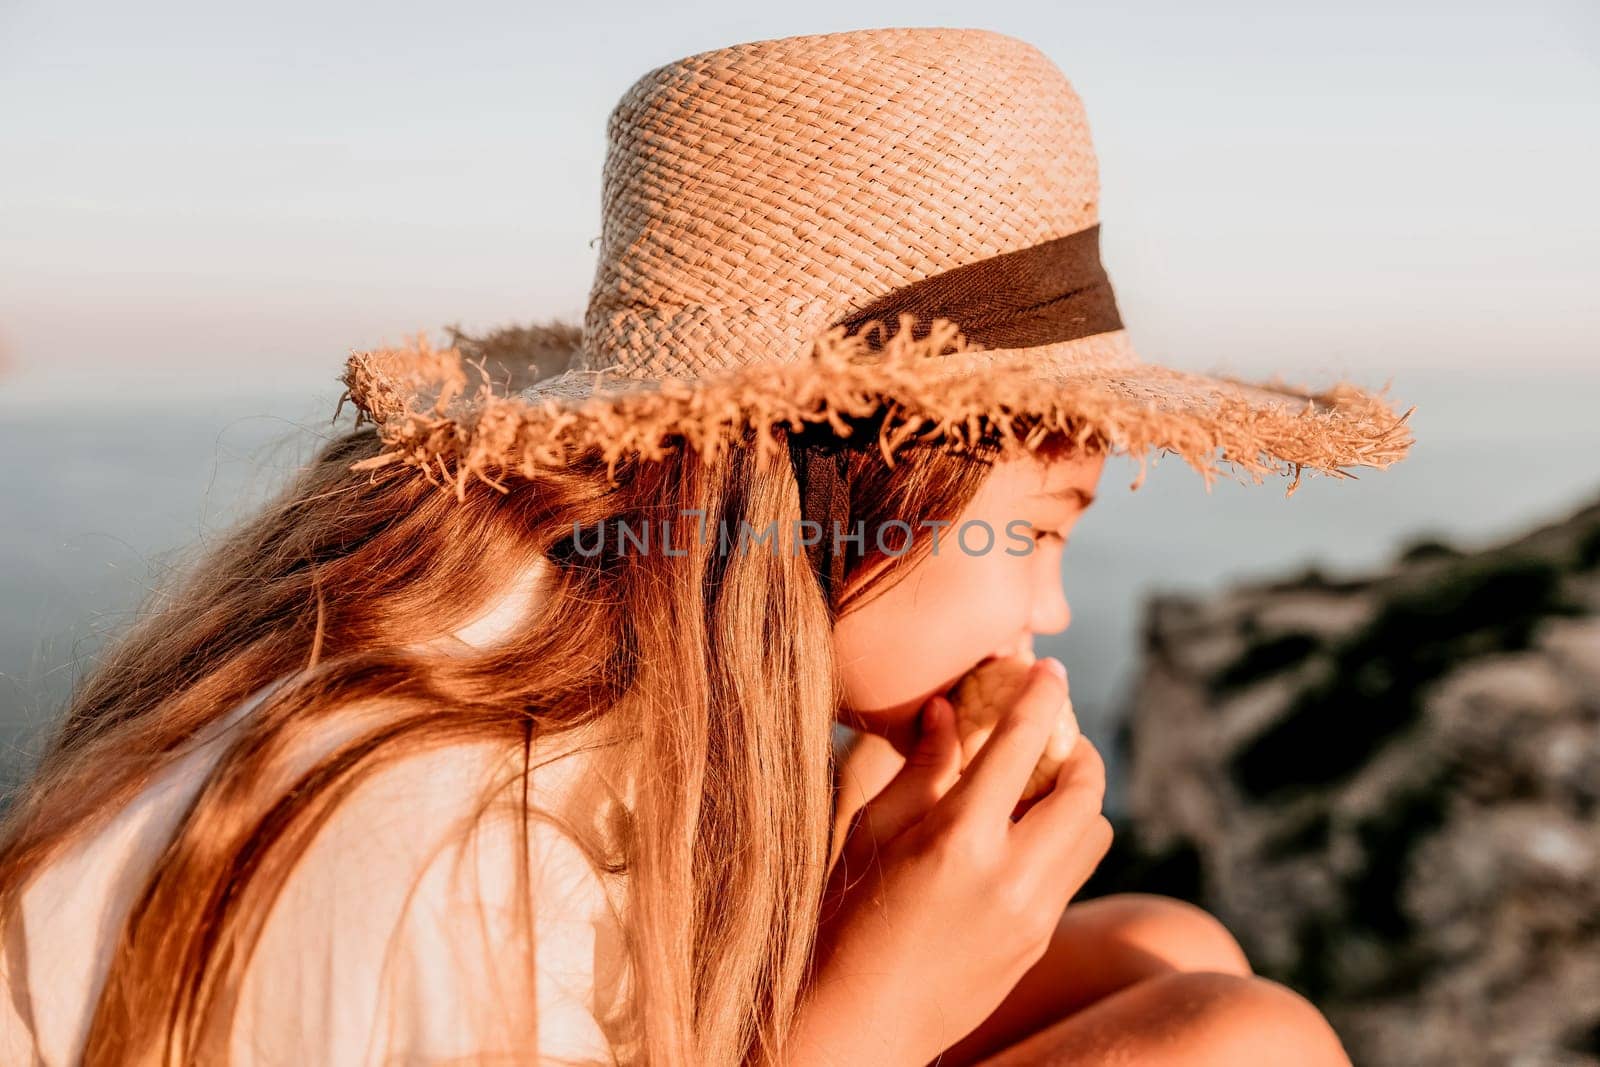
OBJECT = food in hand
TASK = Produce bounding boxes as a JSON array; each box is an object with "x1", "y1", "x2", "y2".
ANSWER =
[{"x1": 947, "y1": 648, "x2": 1077, "y2": 806}]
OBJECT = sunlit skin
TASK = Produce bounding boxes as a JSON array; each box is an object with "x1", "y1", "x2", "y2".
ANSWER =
[
  {"x1": 832, "y1": 451, "x2": 1099, "y2": 755},
  {"x1": 829, "y1": 451, "x2": 1353, "y2": 1066}
]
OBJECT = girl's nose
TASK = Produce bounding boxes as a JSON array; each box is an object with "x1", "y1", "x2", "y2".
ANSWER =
[{"x1": 1030, "y1": 585, "x2": 1071, "y2": 636}]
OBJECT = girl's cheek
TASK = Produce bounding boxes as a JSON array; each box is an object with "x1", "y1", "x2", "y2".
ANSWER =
[
  {"x1": 931, "y1": 554, "x2": 1032, "y2": 663},
  {"x1": 835, "y1": 540, "x2": 1039, "y2": 712},
  {"x1": 834, "y1": 596, "x2": 969, "y2": 712}
]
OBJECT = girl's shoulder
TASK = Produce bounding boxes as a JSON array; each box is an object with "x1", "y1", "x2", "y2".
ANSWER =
[
  {"x1": 235, "y1": 725, "x2": 635, "y2": 1064},
  {"x1": 1, "y1": 700, "x2": 635, "y2": 1066}
]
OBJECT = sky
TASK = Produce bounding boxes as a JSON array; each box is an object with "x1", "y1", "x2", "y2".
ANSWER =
[{"x1": 1, "y1": 0, "x2": 1596, "y2": 405}]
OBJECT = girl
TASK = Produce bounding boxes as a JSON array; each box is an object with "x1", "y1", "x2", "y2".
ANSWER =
[{"x1": 0, "y1": 26, "x2": 1411, "y2": 1066}]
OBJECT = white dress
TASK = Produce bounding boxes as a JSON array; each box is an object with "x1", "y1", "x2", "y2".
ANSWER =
[{"x1": 0, "y1": 559, "x2": 636, "y2": 1065}]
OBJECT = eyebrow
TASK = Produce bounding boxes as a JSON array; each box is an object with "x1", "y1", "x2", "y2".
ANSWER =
[{"x1": 1030, "y1": 486, "x2": 1097, "y2": 509}]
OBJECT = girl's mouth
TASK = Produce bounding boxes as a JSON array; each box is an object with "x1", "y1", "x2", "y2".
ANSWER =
[{"x1": 986, "y1": 634, "x2": 1036, "y2": 663}]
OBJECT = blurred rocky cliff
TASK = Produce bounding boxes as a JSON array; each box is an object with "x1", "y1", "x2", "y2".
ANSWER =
[{"x1": 1083, "y1": 490, "x2": 1600, "y2": 1067}]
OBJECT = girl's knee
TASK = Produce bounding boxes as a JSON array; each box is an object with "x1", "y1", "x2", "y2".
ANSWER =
[
  {"x1": 1068, "y1": 893, "x2": 1253, "y2": 978},
  {"x1": 1149, "y1": 971, "x2": 1352, "y2": 1067},
  {"x1": 973, "y1": 970, "x2": 1352, "y2": 1067}
]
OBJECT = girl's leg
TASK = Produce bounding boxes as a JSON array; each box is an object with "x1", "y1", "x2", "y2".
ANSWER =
[
  {"x1": 933, "y1": 893, "x2": 1254, "y2": 1067},
  {"x1": 966, "y1": 970, "x2": 1353, "y2": 1067}
]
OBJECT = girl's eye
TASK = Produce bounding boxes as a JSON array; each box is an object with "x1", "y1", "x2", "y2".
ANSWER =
[{"x1": 1034, "y1": 529, "x2": 1066, "y2": 544}]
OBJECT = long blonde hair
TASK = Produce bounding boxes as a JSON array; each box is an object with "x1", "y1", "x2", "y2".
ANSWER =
[{"x1": 0, "y1": 374, "x2": 1084, "y2": 1064}]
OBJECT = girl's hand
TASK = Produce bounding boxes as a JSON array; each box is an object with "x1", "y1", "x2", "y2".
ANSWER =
[{"x1": 787, "y1": 660, "x2": 1112, "y2": 1066}]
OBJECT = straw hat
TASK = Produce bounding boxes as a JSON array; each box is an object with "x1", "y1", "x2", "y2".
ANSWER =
[{"x1": 339, "y1": 26, "x2": 1414, "y2": 584}]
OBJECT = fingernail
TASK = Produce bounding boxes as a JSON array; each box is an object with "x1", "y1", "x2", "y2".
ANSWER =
[{"x1": 1042, "y1": 657, "x2": 1067, "y2": 680}]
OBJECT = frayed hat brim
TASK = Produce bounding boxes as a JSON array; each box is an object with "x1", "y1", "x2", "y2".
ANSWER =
[{"x1": 337, "y1": 316, "x2": 1414, "y2": 501}]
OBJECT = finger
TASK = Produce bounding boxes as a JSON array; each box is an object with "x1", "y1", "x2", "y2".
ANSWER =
[
  {"x1": 1044, "y1": 675, "x2": 1080, "y2": 763},
  {"x1": 842, "y1": 695, "x2": 962, "y2": 866},
  {"x1": 1044, "y1": 733, "x2": 1107, "y2": 818},
  {"x1": 1051, "y1": 813, "x2": 1115, "y2": 904},
  {"x1": 1004, "y1": 677, "x2": 1083, "y2": 820},
  {"x1": 939, "y1": 660, "x2": 1068, "y2": 827},
  {"x1": 1007, "y1": 715, "x2": 1093, "y2": 822},
  {"x1": 1010, "y1": 735, "x2": 1108, "y2": 858}
]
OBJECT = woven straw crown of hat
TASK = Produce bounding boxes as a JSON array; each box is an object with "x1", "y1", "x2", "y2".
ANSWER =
[{"x1": 340, "y1": 25, "x2": 1414, "y2": 501}]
